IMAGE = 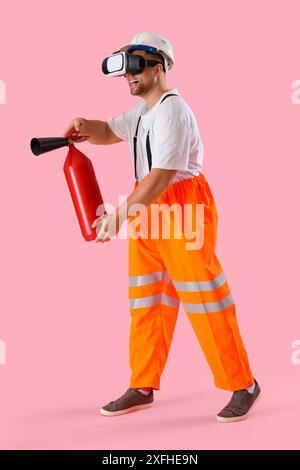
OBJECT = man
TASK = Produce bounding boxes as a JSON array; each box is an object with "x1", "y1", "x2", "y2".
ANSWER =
[{"x1": 65, "y1": 32, "x2": 261, "y2": 422}]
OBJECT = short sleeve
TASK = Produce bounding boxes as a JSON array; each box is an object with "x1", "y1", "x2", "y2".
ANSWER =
[
  {"x1": 107, "y1": 111, "x2": 129, "y2": 142},
  {"x1": 107, "y1": 104, "x2": 139, "y2": 142},
  {"x1": 151, "y1": 114, "x2": 191, "y2": 171}
]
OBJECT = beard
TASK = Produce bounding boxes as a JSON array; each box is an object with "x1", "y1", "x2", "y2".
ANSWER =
[{"x1": 130, "y1": 78, "x2": 155, "y2": 96}]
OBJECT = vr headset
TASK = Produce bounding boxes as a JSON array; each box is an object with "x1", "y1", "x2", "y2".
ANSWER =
[{"x1": 102, "y1": 45, "x2": 166, "y2": 77}]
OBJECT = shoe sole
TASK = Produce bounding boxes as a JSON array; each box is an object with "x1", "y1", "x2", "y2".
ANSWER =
[
  {"x1": 216, "y1": 390, "x2": 261, "y2": 423},
  {"x1": 100, "y1": 402, "x2": 153, "y2": 417}
]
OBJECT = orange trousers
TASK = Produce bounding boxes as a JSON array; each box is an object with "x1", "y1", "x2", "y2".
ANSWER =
[{"x1": 128, "y1": 173, "x2": 254, "y2": 391}]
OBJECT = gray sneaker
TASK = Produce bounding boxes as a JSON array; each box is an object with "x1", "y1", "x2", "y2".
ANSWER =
[
  {"x1": 100, "y1": 388, "x2": 154, "y2": 416},
  {"x1": 217, "y1": 379, "x2": 261, "y2": 423}
]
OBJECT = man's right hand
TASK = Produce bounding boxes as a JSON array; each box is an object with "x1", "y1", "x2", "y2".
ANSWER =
[{"x1": 64, "y1": 117, "x2": 90, "y2": 143}]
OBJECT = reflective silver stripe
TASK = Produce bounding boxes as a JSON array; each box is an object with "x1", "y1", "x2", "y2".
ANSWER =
[
  {"x1": 173, "y1": 272, "x2": 226, "y2": 292},
  {"x1": 129, "y1": 271, "x2": 164, "y2": 287},
  {"x1": 161, "y1": 294, "x2": 180, "y2": 308},
  {"x1": 130, "y1": 293, "x2": 180, "y2": 309},
  {"x1": 184, "y1": 293, "x2": 234, "y2": 314},
  {"x1": 130, "y1": 293, "x2": 161, "y2": 308},
  {"x1": 163, "y1": 271, "x2": 172, "y2": 283}
]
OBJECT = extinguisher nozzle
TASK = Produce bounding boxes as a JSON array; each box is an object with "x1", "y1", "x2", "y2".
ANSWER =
[{"x1": 30, "y1": 137, "x2": 70, "y2": 156}]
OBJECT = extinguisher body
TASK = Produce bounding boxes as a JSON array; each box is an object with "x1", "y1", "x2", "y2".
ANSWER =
[{"x1": 63, "y1": 144, "x2": 105, "y2": 241}]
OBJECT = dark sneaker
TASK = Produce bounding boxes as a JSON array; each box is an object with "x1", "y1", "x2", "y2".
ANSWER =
[
  {"x1": 100, "y1": 388, "x2": 154, "y2": 416},
  {"x1": 217, "y1": 379, "x2": 261, "y2": 423}
]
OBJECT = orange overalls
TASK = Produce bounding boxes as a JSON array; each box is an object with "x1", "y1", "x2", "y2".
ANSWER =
[
  {"x1": 127, "y1": 92, "x2": 253, "y2": 392},
  {"x1": 128, "y1": 173, "x2": 254, "y2": 392}
]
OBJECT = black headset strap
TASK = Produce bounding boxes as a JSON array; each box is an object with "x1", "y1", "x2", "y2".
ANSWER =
[{"x1": 133, "y1": 94, "x2": 179, "y2": 180}]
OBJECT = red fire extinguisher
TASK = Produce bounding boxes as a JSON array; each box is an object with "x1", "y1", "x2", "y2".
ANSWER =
[{"x1": 31, "y1": 128, "x2": 106, "y2": 241}]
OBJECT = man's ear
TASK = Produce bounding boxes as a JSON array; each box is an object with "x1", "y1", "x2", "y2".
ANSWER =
[{"x1": 155, "y1": 62, "x2": 164, "y2": 76}]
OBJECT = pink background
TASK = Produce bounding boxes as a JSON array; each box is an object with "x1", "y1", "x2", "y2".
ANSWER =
[{"x1": 1, "y1": 0, "x2": 300, "y2": 450}]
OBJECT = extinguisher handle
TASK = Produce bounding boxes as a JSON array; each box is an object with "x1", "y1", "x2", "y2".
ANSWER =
[{"x1": 65, "y1": 126, "x2": 88, "y2": 141}]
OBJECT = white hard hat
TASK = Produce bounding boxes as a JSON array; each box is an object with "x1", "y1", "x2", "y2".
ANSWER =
[{"x1": 117, "y1": 32, "x2": 175, "y2": 71}]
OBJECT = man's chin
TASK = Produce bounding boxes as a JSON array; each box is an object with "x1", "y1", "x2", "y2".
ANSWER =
[{"x1": 130, "y1": 88, "x2": 140, "y2": 95}]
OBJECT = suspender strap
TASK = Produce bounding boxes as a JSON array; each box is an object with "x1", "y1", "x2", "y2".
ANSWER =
[
  {"x1": 134, "y1": 93, "x2": 179, "y2": 180},
  {"x1": 133, "y1": 116, "x2": 142, "y2": 181},
  {"x1": 146, "y1": 132, "x2": 152, "y2": 173},
  {"x1": 160, "y1": 93, "x2": 179, "y2": 103}
]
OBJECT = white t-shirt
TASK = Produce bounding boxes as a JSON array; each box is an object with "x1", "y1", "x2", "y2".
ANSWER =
[{"x1": 107, "y1": 88, "x2": 204, "y2": 183}]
